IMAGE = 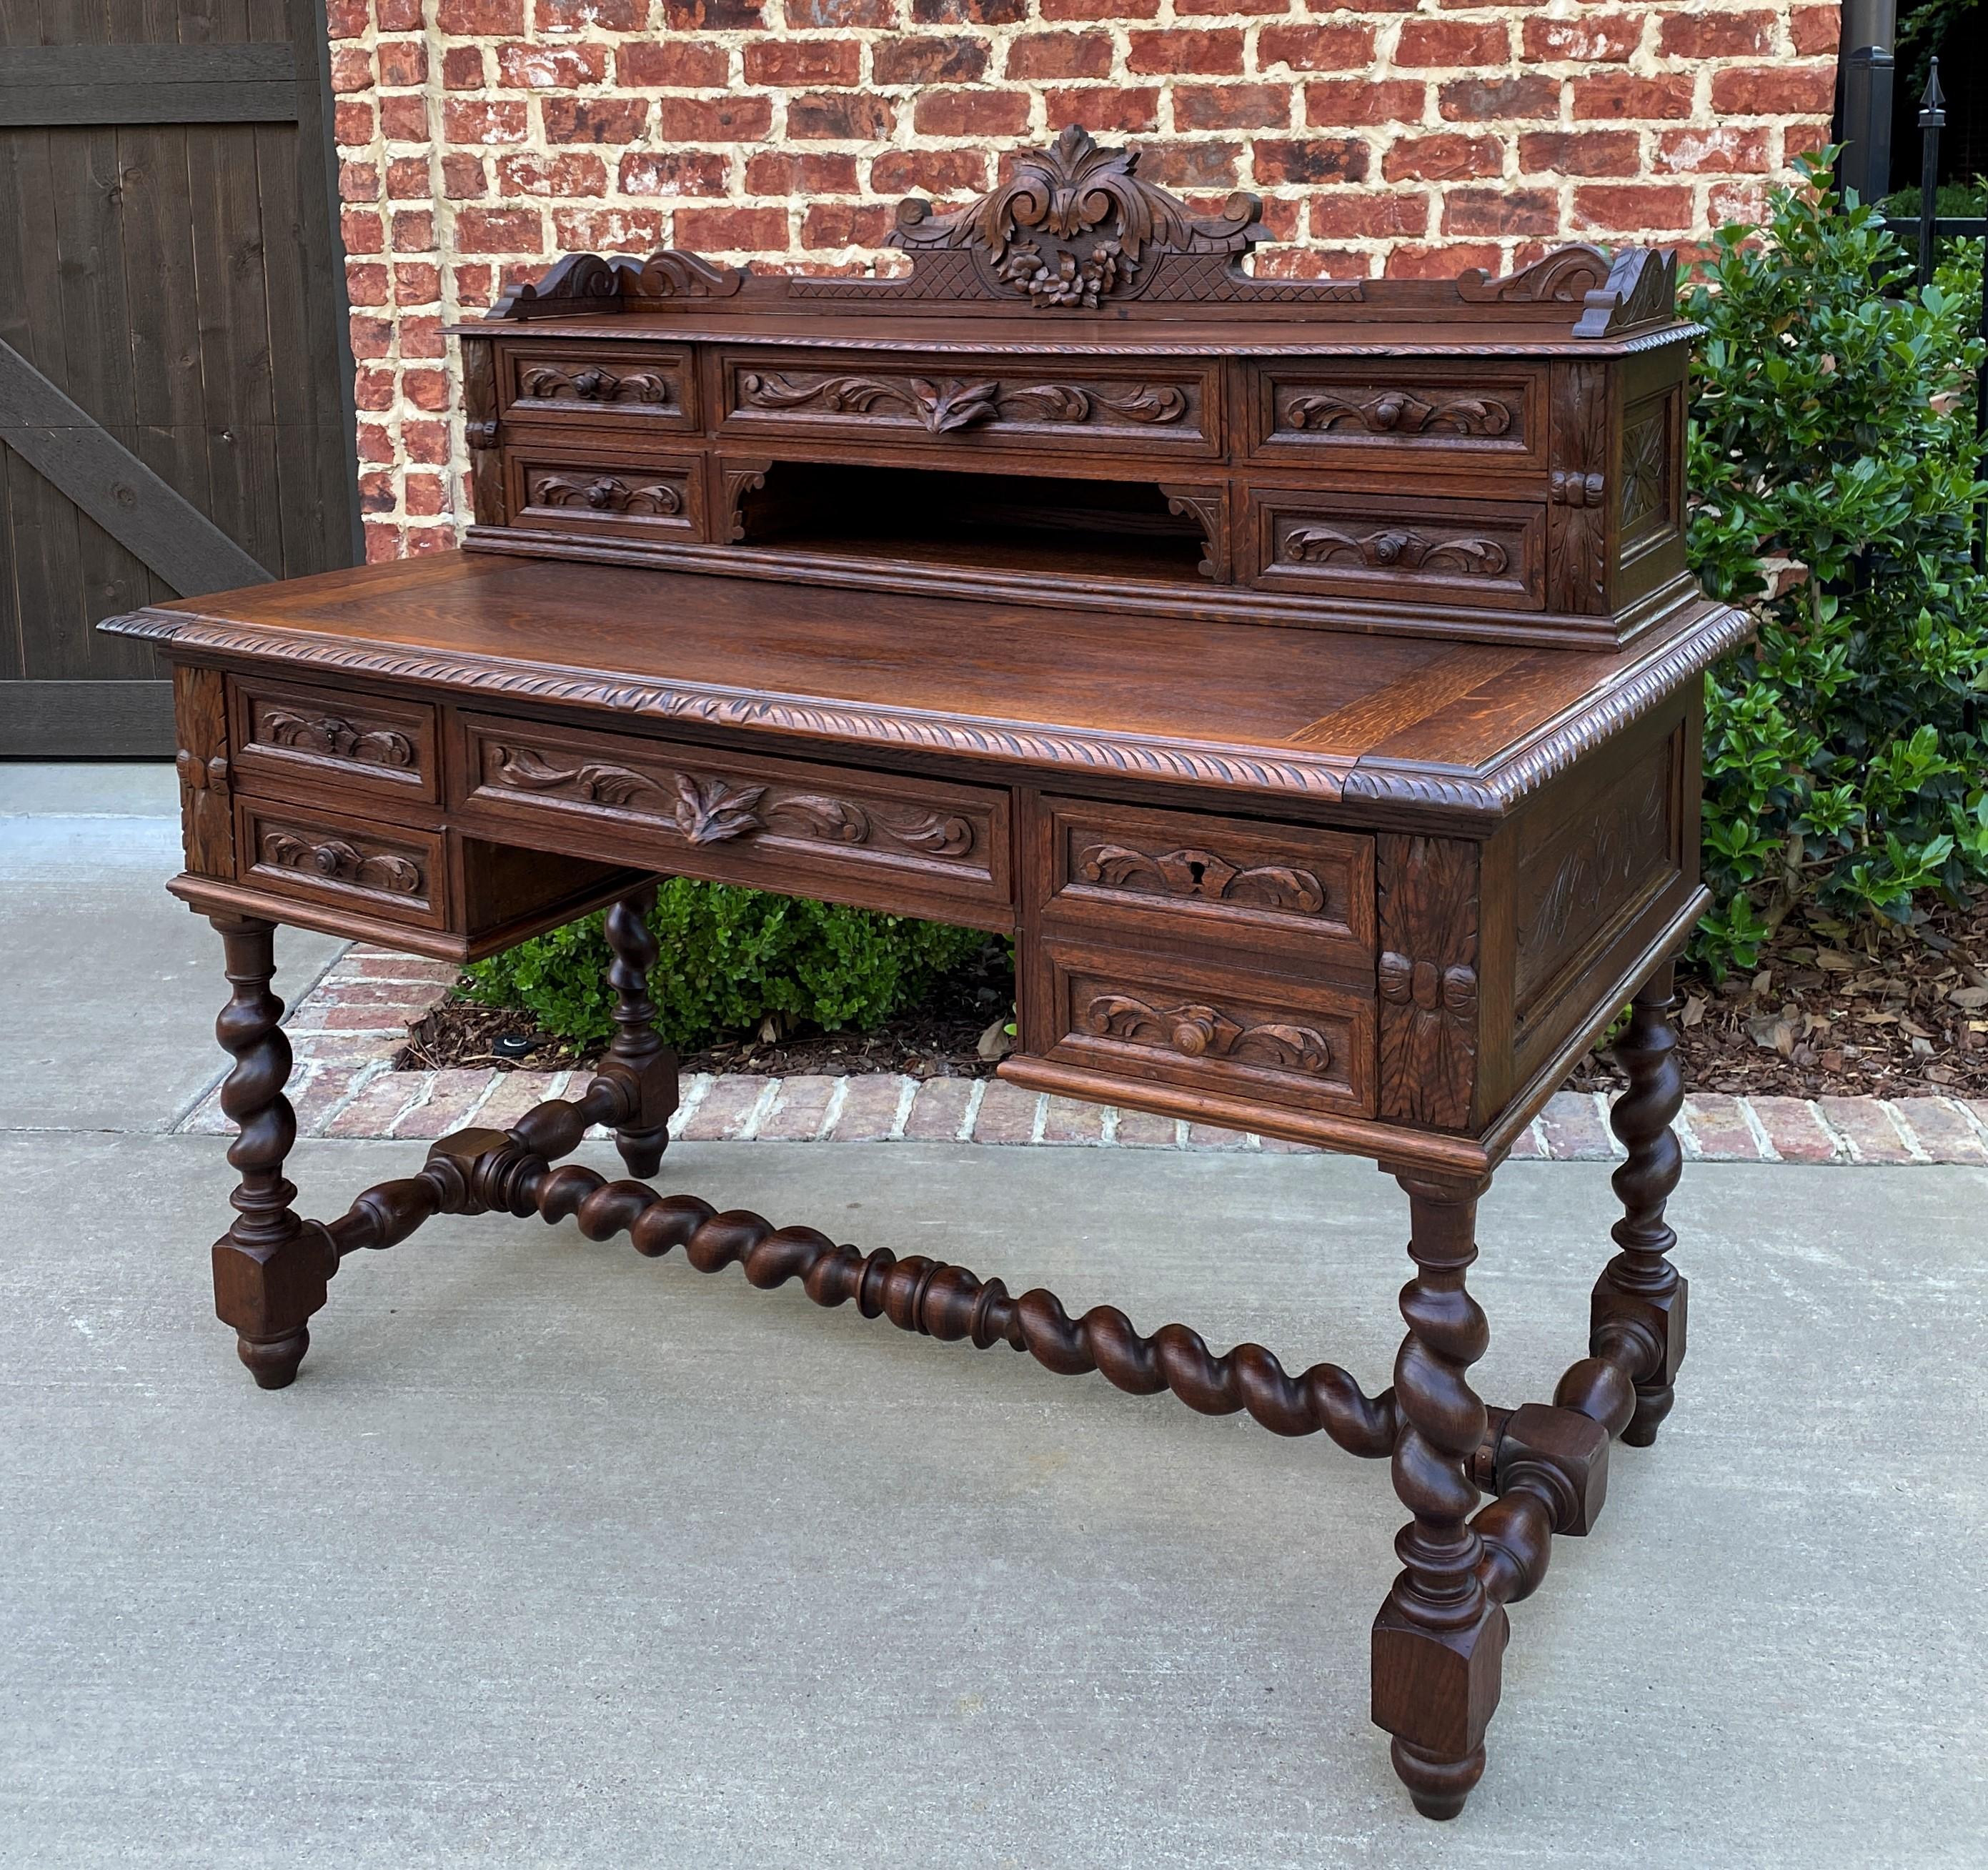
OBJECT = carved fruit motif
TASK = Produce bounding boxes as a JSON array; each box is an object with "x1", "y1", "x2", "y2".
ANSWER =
[
  {"x1": 530, "y1": 472, "x2": 682, "y2": 516},
  {"x1": 519, "y1": 362, "x2": 669, "y2": 406}
]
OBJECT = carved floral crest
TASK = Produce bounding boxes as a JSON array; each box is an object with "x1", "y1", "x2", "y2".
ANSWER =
[{"x1": 888, "y1": 126, "x2": 1265, "y2": 310}]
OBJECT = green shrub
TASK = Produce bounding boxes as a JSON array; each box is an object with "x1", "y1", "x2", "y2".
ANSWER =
[
  {"x1": 463, "y1": 877, "x2": 990, "y2": 1050},
  {"x1": 1686, "y1": 152, "x2": 1988, "y2": 973}
]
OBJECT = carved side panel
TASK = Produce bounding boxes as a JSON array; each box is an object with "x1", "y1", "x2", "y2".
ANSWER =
[
  {"x1": 173, "y1": 664, "x2": 233, "y2": 878},
  {"x1": 1376, "y1": 835, "x2": 1479, "y2": 1132},
  {"x1": 460, "y1": 337, "x2": 505, "y2": 528},
  {"x1": 1514, "y1": 736, "x2": 1676, "y2": 1015},
  {"x1": 1546, "y1": 362, "x2": 1609, "y2": 616}
]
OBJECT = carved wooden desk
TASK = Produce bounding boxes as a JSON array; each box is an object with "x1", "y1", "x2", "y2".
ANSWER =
[{"x1": 105, "y1": 132, "x2": 1749, "y2": 1821}]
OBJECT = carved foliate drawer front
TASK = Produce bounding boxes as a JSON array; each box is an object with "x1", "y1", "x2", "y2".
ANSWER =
[
  {"x1": 1248, "y1": 364, "x2": 1545, "y2": 469},
  {"x1": 1247, "y1": 488, "x2": 1545, "y2": 611},
  {"x1": 1042, "y1": 940, "x2": 1376, "y2": 1118},
  {"x1": 717, "y1": 349, "x2": 1218, "y2": 459},
  {"x1": 494, "y1": 339, "x2": 695, "y2": 431},
  {"x1": 1039, "y1": 797, "x2": 1374, "y2": 973},
  {"x1": 506, "y1": 447, "x2": 704, "y2": 542},
  {"x1": 236, "y1": 798, "x2": 445, "y2": 929},
  {"x1": 229, "y1": 675, "x2": 438, "y2": 805},
  {"x1": 456, "y1": 714, "x2": 1011, "y2": 918}
]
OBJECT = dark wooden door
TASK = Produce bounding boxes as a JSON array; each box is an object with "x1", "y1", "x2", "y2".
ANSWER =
[{"x1": 0, "y1": 1, "x2": 359, "y2": 757}]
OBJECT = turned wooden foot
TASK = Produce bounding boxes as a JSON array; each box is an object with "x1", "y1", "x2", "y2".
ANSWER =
[
  {"x1": 208, "y1": 915, "x2": 335, "y2": 1388},
  {"x1": 596, "y1": 884, "x2": 678, "y2": 1178},
  {"x1": 1373, "y1": 1170, "x2": 1505, "y2": 1820},
  {"x1": 1601, "y1": 960, "x2": 1687, "y2": 1447}
]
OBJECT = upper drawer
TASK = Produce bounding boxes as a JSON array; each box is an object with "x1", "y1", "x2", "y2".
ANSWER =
[
  {"x1": 504, "y1": 443, "x2": 705, "y2": 544},
  {"x1": 494, "y1": 339, "x2": 697, "y2": 430},
  {"x1": 453, "y1": 712, "x2": 1013, "y2": 923},
  {"x1": 1246, "y1": 361, "x2": 1546, "y2": 472},
  {"x1": 229, "y1": 675, "x2": 438, "y2": 805},
  {"x1": 1038, "y1": 795, "x2": 1373, "y2": 975},
  {"x1": 1246, "y1": 486, "x2": 1546, "y2": 612},
  {"x1": 715, "y1": 347, "x2": 1220, "y2": 460}
]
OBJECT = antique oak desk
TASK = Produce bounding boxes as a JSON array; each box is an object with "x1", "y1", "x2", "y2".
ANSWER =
[{"x1": 106, "y1": 132, "x2": 1748, "y2": 1820}]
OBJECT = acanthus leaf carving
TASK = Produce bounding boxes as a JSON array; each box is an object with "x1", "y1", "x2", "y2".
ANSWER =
[
  {"x1": 1457, "y1": 244, "x2": 1613, "y2": 307},
  {"x1": 1078, "y1": 991, "x2": 1333, "y2": 1075},
  {"x1": 259, "y1": 708, "x2": 416, "y2": 769},
  {"x1": 1283, "y1": 526, "x2": 1509, "y2": 577},
  {"x1": 888, "y1": 125, "x2": 1266, "y2": 310},
  {"x1": 670, "y1": 772, "x2": 766, "y2": 845},
  {"x1": 1078, "y1": 842, "x2": 1326, "y2": 915},
  {"x1": 1283, "y1": 389, "x2": 1512, "y2": 439},
  {"x1": 261, "y1": 830, "x2": 422, "y2": 896},
  {"x1": 518, "y1": 362, "x2": 670, "y2": 407},
  {"x1": 737, "y1": 370, "x2": 1189, "y2": 431},
  {"x1": 530, "y1": 472, "x2": 682, "y2": 517},
  {"x1": 488, "y1": 248, "x2": 743, "y2": 319},
  {"x1": 489, "y1": 745, "x2": 665, "y2": 808}
]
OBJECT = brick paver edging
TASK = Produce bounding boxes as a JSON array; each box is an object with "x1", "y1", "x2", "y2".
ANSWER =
[{"x1": 172, "y1": 945, "x2": 1988, "y2": 1167}]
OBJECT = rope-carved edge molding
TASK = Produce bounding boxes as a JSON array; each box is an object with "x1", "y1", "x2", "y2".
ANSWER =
[{"x1": 99, "y1": 604, "x2": 1751, "y2": 813}]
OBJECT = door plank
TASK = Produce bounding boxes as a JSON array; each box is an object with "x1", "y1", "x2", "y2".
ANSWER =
[{"x1": 0, "y1": 335, "x2": 272, "y2": 595}]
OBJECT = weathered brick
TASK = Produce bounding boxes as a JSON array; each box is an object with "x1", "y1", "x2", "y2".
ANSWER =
[
  {"x1": 1173, "y1": 84, "x2": 1293, "y2": 132},
  {"x1": 680, "y1": 1075, "x2": 773, "y2": 1141},
  {"x1": 1306, "y1": 79, "x2": 1427, "y2": 128},
  {"x1": 1004, "y1": 31, "x2": 1113, "y2": 80},
  {"x1": 1654, "y1": 124, "x2": 1773, "y2": 174},
  {"x1": 326, "y1": 1073, "x2": 427, "y2": 1139},
  {"x1": 1885, "y1": 1099, "x2": 1988, "y2": 1165},
  {"x1": 392, "y1": 1069, "x2": 502, "y2": 1139},
  {"x1": 873, "y1": 34, "x2": 988, "y2": 83},
  {"x1": 972, "y1": 1081, "x2": 1042, "y2": 1143},
  {"x1": 1042, "y1": 1096, "x2": 1105, "y2": 1143},
  {"x1": 291, "y1": 1066, "x2": 367, "y2": 1138},
  {"x1": 829, "y1": 1075, "x2": 910, "y2": 1141},
  {"x1": 1253, "y1": 138, "x2": 1368, "y2": 185},
  {"x1": 756, "y1": 1075, "x2": 842, "y2": 1140},
  {"x1": 1519, "y1": 129, "x2": 1641, "y2": 176},
  {"x1": 1185, "y1": 1121, "x2": 1248, "y2": 1151},
  {"x1": 1540, "y1": 1092, "x2": 1613, "y2": 1160},
  {"x1": 1523, "y1": 12, "x2": 1645, "y2": 64},
  {"x1": 1815, "y1": 1097, "x2": 1914, "y2": 1165},
  {"x1": 1658, "y1": 11, "x2": 1776, "y2": 60},
  {"x1": 1571, "y1": 182, "x2": 1696, "y2": 232},
  {"x1": 1439, "y1": 74, "x2": 1559, "y2": 121},
  {"x1": 1710, "y1": 64, "x2": 1837, "y2": 117},
  {"x1": 1111, "y1": 1108, "x2": 1180, "y2": 1148},
  {"x1": 1571, "y1": 72, "x2": 1696, "y2": 119},
  {"x1": 1126, "y1": 29, "x2": 1243, "y2": 76},
  {"x1": 1256, "y1": 24, "x2": 1377, "y2": 72},
  {"x1": 1396, "y1": 19, "x2": 1512, "y2": 69},
  {"x1": 745, "y1": 41, "x2": 863, "y2": 86},
  {"x1": 904, "y1": 1076, "x2": 975, "y2": 1141},
  {"x1": 1385, "y1": 132, "x2": 1504, "y2": 183},
  {"x1": 1679, "y1": 1094, "x2": 1762, "y2": 1161}
]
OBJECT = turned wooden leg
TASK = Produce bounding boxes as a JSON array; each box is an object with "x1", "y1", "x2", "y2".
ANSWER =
[
  {"x1": 209, "y1": 915, "x2": 334, "y2": 1389},
  {"x1": 1600, "y1": 960, "x2": 1688, "y2": 1447},
  {"x1": 597, "y1": 883, "x2": 678, "y2": 1178},
  {"x1": 1372, "y1": 1171, "x2": 1506, "y2": 1820}
]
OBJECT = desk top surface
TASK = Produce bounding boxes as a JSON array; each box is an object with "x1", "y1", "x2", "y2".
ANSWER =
[{"x1": 114, "y1": 549, "x2": 1747, "y2": 820}]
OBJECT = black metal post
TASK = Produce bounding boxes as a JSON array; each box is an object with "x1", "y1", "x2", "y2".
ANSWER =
[
  {"x1": 1919, "y1": 59, "x2": 1945, "y2": 289},
  {"x1": 1839, "y1": 0, "x2": 1898, "y2": 207}
]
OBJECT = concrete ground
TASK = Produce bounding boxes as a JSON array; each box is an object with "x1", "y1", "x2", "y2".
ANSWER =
[{"x1": 3, "y1": 767, "x2": 1986, "y2": 1869}]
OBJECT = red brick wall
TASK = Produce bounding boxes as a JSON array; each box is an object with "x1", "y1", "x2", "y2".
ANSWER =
[{"x1": 329, "y1": 1, "x2": 1842, "y2": 557}]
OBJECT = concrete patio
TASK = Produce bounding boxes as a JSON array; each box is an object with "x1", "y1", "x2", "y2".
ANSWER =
[{"x1": 4, "y1": 766, "x2": 1985, "y2": 1869}]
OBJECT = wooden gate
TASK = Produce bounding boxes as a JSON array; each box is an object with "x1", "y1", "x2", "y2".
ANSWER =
[{"x1": 0, "y1": 1, "x2": 359, "y2": 757}]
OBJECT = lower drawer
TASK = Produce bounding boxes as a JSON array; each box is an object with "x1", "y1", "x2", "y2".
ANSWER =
[
  {"x1": 1037, "y1": 938, "x2": 1376, "y2": 1118},
  {"x1": 236, "y1": 797, "x2": 446, "y2": 930},
  {"x1": 504, "y1": 442, "x2": 705, "y2": 543}
]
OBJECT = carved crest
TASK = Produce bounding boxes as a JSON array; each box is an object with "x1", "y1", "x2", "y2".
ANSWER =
[
  {"x1": 490, "y1": 248, "x2": 745, "y2": 320},
  {"x1": 887, "y1": 126, "x2": 1266, "y2": 310}
]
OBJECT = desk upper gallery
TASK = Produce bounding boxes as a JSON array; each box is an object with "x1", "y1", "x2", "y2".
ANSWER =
[{"x1": 103, "y1": 128, "x2": 1749, "y2": 1821}]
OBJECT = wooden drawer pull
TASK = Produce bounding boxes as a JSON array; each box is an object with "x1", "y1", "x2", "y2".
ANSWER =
[{"x1": 1079, "y1": 990, "x2": 1333, "y2": 1075}]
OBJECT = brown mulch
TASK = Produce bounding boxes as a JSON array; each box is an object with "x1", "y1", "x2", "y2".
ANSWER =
[
  {"x1": 402, "y1": 895, "x2": 1988, "y2": 1103},
  {"x1": 1566, "y1": 890, "x2": 1988, "y2": 1100}
]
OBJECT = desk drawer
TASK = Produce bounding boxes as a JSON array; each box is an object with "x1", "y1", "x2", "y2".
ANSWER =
[
  {"x1": 454, "y1": 714, "x2": 1012, "y2": 922},
  {"x1": 1039, "y1": 938, "x2": 1376, "y2": 1118},
  {"x1": 236, "y1": 797, "x2": 446, "y2": 930},
  {"x1": 1246, "y1": 486, "x2": 1546, "y2": 611},
  {"x1": 505, "y1": 444, "x2": 705, "y2": 543},
  {"x1": 497, "y1": 338, "x2": 697, "y2": 431},
  {"x1": 717, "y1": 348, "x2": 1219, "y2": 461},
  {"x1": 1037, "y1": 795, "x2": 1373, "y2": 972},
  {"x1": 229, "y1": 675, "x2": 438, "y2": 805},
  {"x1": 1246, "y1": 361, "x2": 1546, "y2": 471}
]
